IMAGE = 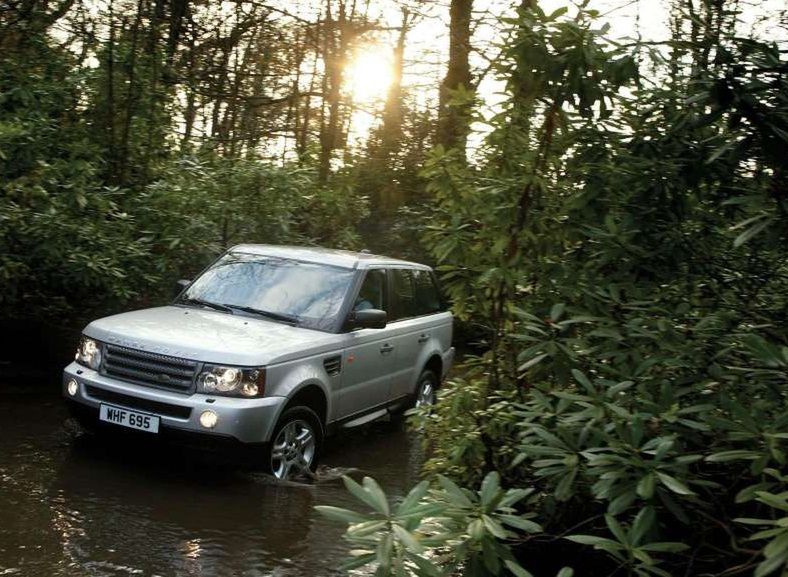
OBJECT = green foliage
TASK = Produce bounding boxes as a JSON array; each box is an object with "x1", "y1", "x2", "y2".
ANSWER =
[
  {"x1": 325, "y1": 3, "x2": 788, "y2": 577},
  {"x1": 0, "y1": 31, "x2": 367, "y2": 320},
  {"x1": 316, "y1": 472, "x2": 563, "y2": 577},
  {"x1": 736, "y1": 470, "x2": 788, "y2": 577},
  {"x1": 566, "y1": 509, "x2": 689, "y2": 577},
  {"x1": 0, "y1": 34, "x2": 156, "y2": 316},
  {"x1": 138, "y1": 155, "x2": 367, "y2": 282}
]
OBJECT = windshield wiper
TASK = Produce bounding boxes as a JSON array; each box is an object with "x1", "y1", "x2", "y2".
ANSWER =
[
  {"x1": 221, "y1": 304, "x2": 299, "y2": 325},
  {"x1": 178, "y1": 297, "x2": 234, "y2": 313}
]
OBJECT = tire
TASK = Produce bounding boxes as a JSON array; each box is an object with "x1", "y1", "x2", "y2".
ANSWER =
[
  {"x1": 412, "y1": 369, "x2": 439, "y2": 410},
  {"x1": 391, "y1": 369, "x2": 439, "y2": 421},
  {"x1": 265, "y1": 406, "x2": 323, "y2": 481}
]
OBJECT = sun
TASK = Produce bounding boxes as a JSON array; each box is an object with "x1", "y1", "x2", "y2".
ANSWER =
[{"x1": 345, "y1": 44, "x2": 394, "y2": 103}]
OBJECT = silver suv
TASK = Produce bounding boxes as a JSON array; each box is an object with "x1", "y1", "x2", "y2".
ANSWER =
[{"x1": 63, "y1": 245, "x2": 455, "y2": 479}]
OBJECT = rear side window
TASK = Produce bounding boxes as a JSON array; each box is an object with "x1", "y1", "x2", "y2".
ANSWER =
[
  {"x1": 389, "y1": 268, "x2": 442, "y2": 320},
  {"x1": 390, "y1": 269, "x2": 416, "y2": 320},
  {"x1": 413, "y1": 270, "x2": 442, "y2": 315}
]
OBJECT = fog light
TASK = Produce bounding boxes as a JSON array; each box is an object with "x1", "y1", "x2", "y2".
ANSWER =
[
  {"x1": 199, "y1": 410, "x2": 218, "y2": 429},
  {"x1": 66, "y1": 379, "x2": 78, "y2": 397}
]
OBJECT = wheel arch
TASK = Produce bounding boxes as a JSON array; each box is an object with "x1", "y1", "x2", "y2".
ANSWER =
[
  {"x1": 282, "y1": 382, "x2": 328, "y2": 430},
  {"x1": 423, "y1": 353, "x2": 443, "y2": 385}
]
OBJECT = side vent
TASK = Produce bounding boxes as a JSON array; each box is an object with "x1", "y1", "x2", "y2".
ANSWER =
[{"x1": 323, "y1": 355, "x2": 342, "y2": 376}]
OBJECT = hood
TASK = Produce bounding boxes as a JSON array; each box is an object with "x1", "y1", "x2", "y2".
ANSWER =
[{"x1": 83, "y1": 306, "x2": 338, "y2": 366}]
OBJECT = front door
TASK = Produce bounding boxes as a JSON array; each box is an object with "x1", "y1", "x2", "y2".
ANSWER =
[{"x1": 338, "y1": 269, "x2": 395, "y2": 418}]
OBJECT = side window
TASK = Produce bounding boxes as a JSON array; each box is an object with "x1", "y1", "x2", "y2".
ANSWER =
[
  {"x1": 390, "y1": 269, "x2": 416, "y2": 321},
  {"x1": 413, "y1": 270, "x2": 442, "y2": 315},
  {"x1": 353, "y1": 269, "x2": 386, "y2": 312}
]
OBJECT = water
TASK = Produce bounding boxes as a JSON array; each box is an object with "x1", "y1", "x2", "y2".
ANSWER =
[{"x1": 0, "y1": 386, "x2": 424, "y2": 576}]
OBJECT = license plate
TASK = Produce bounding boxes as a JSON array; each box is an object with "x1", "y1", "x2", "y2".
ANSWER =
[{"x1": 99, "y1": 404, "x2": 160, "y2": 433}]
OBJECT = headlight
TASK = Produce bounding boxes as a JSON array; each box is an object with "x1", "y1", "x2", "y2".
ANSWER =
[
  {"x1": 197, "y1": 365, "x2": 265, "y2": 397},
  {"x1": 75, "y1": 336, "x2": 102, "y2": 370}
]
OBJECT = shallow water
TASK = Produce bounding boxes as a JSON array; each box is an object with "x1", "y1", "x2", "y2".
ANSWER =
[{"x1": 0, "y1": 387, "x2": 423, "y2": 576}]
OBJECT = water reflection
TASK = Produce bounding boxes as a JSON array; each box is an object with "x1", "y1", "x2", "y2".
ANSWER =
[{"x1": 0, "y1": 390, "x2": 423, "y2": 576}]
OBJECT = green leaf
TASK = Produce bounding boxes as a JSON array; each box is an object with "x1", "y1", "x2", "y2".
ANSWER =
[
  {"x1": 547, "y1": 6, "x2": 569, "y2": 21},
  {"x1": 499, "y1": 488, "x2": 533, "y2": 508},
  {"x1": 756, "y1": 492, "x2": 788, "y2": 513},
  {"x1": 605, "y1": 514, "x2": 628, "y2": 545},
  {"x1": 314, "y1": 505, "x2": 370, "y2": 524},
  {"x1": 438, "y1": 475, "x2": 474, "y2": 507},
  {"x1": 347, "y1": 520, "x2": 389, "y2": 537},
  {"x1": 733, "y1": 216, "x2": 773, "y2": 247},
  {"x1": 362, "y1": 476, "x2": 391, "y2": 515},
  {"x1": 410, "y1": 554, "x2": 444, "y2": 577},
  {"x1": 631, "y1": 507, "x2": 656, "y2": 546},
  {"x1": 550, "y1": 303, "x2": 566, "y2": 321},
  {"x1": 735, "y1": 517, "x2": 776, "y2": 526},
  {"x1": 637, "y1": 473, "x2": 656, "y2": 499},
  {"x1": 500, "y1": 514, "x2": 543, "y2": 533},
  {"x1": 566, "y1": 535, "x2": 622, "y2": 548},
  {"x1": 392, "y1": 524, "x2": 423, "y2": 553},
  {"x1": 482, "y1": 514, "x2": 509, "y2": 539},
  {"x1": 639, "y1": 542, "x2": 691, "y2": 553},
  {"x1": 396, "y1": 480, "x2": 430, "y2": 515},
  {"x1": 480, "y1": 471, "x2": 501, "y2": 508},
  {"x1": 656, "y1": 472, "x2": 695, "y2": 496},
  {"x1": 519, "y1": 353, "x2": 549, "y2": 371},
  {"x1": 706, "y1": 450, "x2": 762, "y2": 462},
  {"x1": 343, "y1": 475, "x2": 390, "y2": 514},
  {"x1": 504, "y1": 559, "x2": 535, "y2": 577},
  {"x1": 376, "y1": 533, "x2": 393, "y2": 570},
  {"x1": 762, "y1": 532, "x2": 788, "y2": 558},
  {"x1": 571, "y1": 369, "x2": 594, "y2": 391},
  {"x1": 755, "y1": 549, "x2": 788, "y2": 577},
  {"x1": 482, "y1": 537, "x2": 501, "y2": 574},
  {"x1": 340, "y1": 552, "x2": 376, "y2": 571},
  {"x1": 468, "y1": 518, "x2": 486, "y2": 540}
]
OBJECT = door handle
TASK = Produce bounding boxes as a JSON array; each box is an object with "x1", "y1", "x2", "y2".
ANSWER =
[
  {"x1": 380, "y1": 343, "x2": 394, "y2": 354},
  {"x1": 417, "y1": 334, "x2": 429, "y2": 343}
]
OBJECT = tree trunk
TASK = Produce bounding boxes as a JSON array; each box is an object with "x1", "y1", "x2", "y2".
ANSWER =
[
  {"x1": 436, "y1": 0, "x2": 473, "y2": 155},
  {"x1": 318, "y1": 0, "x2": 346, "y2": 183},
  {"x1": 380, "y1": 9, "x2": 409, "y2": 161}
]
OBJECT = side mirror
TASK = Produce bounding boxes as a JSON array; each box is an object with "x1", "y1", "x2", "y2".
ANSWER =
[
  {"x1": 349, "y1": 309, "x2": 387, "y2": 330},
  {"x1": 174, "y1": 279, "x2": 191, "y2": 298}
]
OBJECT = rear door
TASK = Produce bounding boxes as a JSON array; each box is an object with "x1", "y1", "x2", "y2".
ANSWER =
[
  {"x1": 337, "y1": 268, "x2": 396, "y2": 418},
  {"x1": 387, "y1": 268, "x2": 446, "y2": 400}
]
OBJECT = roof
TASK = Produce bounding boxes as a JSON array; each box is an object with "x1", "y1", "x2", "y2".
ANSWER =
[{"x1": 229, "y1": 244, "x2": 431, "y2": 270}]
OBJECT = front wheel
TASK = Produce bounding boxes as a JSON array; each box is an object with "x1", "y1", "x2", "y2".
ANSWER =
[{"x1": 266, "y1": 406, "x2": 322, "y2": 481}]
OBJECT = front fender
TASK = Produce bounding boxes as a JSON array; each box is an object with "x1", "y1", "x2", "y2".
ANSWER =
[{"x1": 265, "y1": 356, "x2": 336, "y2": 427}]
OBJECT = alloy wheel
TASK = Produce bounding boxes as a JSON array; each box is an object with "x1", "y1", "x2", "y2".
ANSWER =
[
  {"x1": 270, "y1": 419, "x2": 316, "y2": 480},
  {"x1": 415, "y1": 376, "x2": 436, "y2": 408}
]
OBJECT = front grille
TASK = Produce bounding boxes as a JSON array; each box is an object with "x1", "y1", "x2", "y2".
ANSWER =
[
  {"x1": 85, "y1": 385, "x2": 193, "y2": 419},
  {"x1": 102, "y1": 344, "x2": 198, "y2": 393}
]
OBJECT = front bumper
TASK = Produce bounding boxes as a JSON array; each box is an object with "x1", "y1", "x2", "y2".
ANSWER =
[{"x1": 63, "y1": 361, "x2": 285, "y2": 443}]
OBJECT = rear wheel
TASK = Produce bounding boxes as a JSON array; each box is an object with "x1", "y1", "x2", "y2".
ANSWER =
[
  {"x1": 413, "y1": 369, "x2": 438, "y2": 409},
  {"x1": 391, "y1": 369, "x2": 439, "y2": 422},
  {"x1": 266, "y1": 406, "x2": 322, "y2": 480}
]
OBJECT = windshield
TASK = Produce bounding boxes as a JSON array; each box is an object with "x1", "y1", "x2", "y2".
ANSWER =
[{"x1": 180, "y1": 252, "x2": 355, "y2": 331}]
